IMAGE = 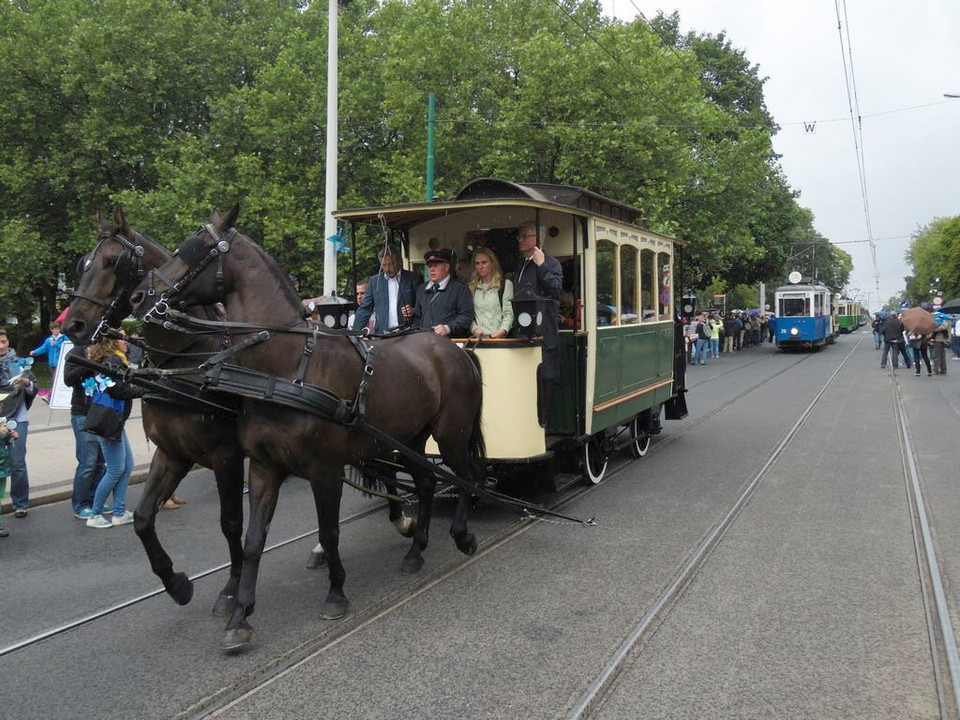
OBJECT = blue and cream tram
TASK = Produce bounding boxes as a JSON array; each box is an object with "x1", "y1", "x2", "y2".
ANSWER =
[
  {"x1": 335, "y1": 178, "x2": 687, "y2": 486},
  {"x1": 774, "y1": 280, "x2": 838, "y2": 349}
]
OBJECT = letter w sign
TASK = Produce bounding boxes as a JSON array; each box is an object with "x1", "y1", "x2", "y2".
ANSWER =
[{"x1": 803, "y1": 121, "x2": 817, "y2": 134}]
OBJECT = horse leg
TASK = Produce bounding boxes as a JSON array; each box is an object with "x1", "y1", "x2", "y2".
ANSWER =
[
  {"x1": 211, "y1": 450, "x2": 246, "y2": 617},
  {"x1": 222, "y1": 461, "x2": 282, "y2": 653},
  {"x1": 439, "y1": 440, "x2": 478, "y2": 557},
  {"x1": 383, "y1": 467, "x2": 416, "y2": 538},
  {"x1": 401, "y1": 434, "x2": 435, "y2": 574},
  {"x1": 133, "y1": 449, "x2": 195, "y2": 606},
  {"x1": 310, "y1": 466, "x2": 349, "y2": 620}
]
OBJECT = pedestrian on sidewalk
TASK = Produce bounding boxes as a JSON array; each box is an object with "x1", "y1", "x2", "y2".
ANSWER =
[
  {"x1": 930, "y1": 319, "x2": 950, "y2": 375},
  {"x1": 29, "y1": 321, "x2": 66, "y2": 376},
  {"x1": 64, "y1": 344, "x2": 104, "y2": 519},
  {"x1": 952, "y1": 316, "x2": 960, "y2": 360},
  {"x1": 83, "y1": 332, "x2": 144, "y2": 529},
  {"x1": 907, "y1": 331, "x2": 932, "y2": 377},
  {"x1": 0, "y1": 328, "x2": 37, "y2": 518},
  {"x1": 0, "y1": 417, "x2": 18, "y2": 537},
  {"x1": 880, "y1": 313, "x2": 908, "y2": 370}
]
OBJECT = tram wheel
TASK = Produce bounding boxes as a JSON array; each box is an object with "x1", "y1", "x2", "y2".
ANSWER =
[
  {"x1": 582, "y1": 434, "x2": 608, "y2": 485},
  {"x1": 629, "y1": 415, "x2": 652, "y2": 458}
]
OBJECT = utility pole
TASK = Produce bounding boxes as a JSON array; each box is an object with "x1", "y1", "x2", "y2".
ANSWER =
[{"x1": 322, "y1": 0, "x2": 339, "y2": 296}]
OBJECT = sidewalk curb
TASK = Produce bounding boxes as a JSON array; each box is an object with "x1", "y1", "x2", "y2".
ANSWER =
[{"x1": 1, "y1": 465, "x2": 153, "y2": 515}]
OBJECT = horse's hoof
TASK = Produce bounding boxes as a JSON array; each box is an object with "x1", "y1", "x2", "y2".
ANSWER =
[
  {"x1": 455, "y1": 533, "x2": 478, "y2": 556},
  {"x1": 221, "y1": 627, "x2": 253, "y2": 653},
  {"x1": 306, "y1": 549, "x2": 327, "y2": 570},
  {"x1": 319, "y1": 596, "x2": 349, "y2": 620},
  {"x1": 168, "y1": 572, "x2": 194, "y2": 606},
  {"x1": 401, "y1": 555, "x2": 424, "y2": 575},
  {"x1": 212, "y1": 593, "x2": 237, "y2": 618},
  {"x1": 393, "y1": 515, "x2": 416, "y2": 538}
]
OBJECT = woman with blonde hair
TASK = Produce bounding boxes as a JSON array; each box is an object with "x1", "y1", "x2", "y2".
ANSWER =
[
  {"x1": 469, "y1": 248, "x2": 514, "y2": 338},
  {"x1": 84, "y1": 332, "x2": 144, "y2": 528}
]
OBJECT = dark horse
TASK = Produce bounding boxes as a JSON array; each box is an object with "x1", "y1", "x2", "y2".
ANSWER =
[
  {"x1": 64, "y1": 208, "x2": 416, "y2": 622},
  {"x1": 129, "y1": 206, "x2": 485, "y2": 652}
]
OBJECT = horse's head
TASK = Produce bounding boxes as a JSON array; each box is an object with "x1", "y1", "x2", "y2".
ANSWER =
[
  {"x1": 64, "y1": 205, "x2": 171, "y2": 345},
  {"x1": 130, "y1": 205, "x2": 240, "y2": 320}
]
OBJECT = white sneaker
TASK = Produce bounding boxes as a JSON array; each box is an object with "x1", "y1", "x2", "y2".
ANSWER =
[
  {"x1": 111, "y1": 510, "x2": 135, "y2": 526},
  {"x1": 86, "y1": 514, "x2": 112, "y2": 529}
]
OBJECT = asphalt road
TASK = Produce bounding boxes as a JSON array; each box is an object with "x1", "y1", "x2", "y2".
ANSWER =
[{"x1": 3, "y1": 332, "x2": 958, "y2": 719}]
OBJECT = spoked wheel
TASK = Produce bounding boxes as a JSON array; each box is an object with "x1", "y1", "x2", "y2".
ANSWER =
[
  {"x1": 629, "y1": 415, "x2": 652, "y2": 458},
  {"x1": 581, "y1": 434, "x2": 609, "y2": 485}
]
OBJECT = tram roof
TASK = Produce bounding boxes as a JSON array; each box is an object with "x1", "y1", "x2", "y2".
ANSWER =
[
  {"x1": 334, "y1": 177, "x2": 650, "y2": 230},
  {"x1": 774, "y1": 283, "x2": 833, "y2": 293}
]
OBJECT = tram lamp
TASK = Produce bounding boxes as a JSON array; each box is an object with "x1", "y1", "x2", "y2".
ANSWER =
[
  {"x1": 511, "y1": 294, "x2": 554, "y2": 338},
  {"x1": 313, "y1": 295, "x2": 355, "y2": 329}
]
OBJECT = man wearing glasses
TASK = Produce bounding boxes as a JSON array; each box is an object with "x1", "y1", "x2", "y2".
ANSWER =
[{"x1": 514, "y1": 222, "x2": 563, "y2": 426}]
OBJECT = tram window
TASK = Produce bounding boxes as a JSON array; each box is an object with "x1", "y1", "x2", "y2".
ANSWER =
[
  {"x1": 779, "y1": 297, "x2": 810, "y2": 316},
  {"x1": 657, "y1": 252, "x2": 671, "y2": 320},
  {"x1": 620, "y1": 245, "x2": 638, "y2": 325},
  {"x1": 596, "y1": 239, "x2": 617, "y2": 326},
  {"x1": 640, "y1": 249, "x2": 655, "y2": 323}
]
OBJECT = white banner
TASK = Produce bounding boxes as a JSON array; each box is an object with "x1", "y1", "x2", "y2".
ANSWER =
[{"x1": 48, "y1": 340, "x2": 75, "y2": 410}]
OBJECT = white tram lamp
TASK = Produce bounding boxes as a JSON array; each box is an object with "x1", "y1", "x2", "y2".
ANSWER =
[
  {"x1": 511, "y1": 293, "x2": 554, "y2": 338},
  {"x1": 313, "y1": 295, "x2": 355, "y2": 329},
  {"x1": 790, "y1": 326, "x2": 800, "y2": 336}
]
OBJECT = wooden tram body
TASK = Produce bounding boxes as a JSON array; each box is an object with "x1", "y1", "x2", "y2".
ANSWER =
[
  {"x1": 335, "y1": 178, "x2": 686, "y2": 485},
  {"x1": 774, "y1": 282, "x2": 838, "y2": 349}
]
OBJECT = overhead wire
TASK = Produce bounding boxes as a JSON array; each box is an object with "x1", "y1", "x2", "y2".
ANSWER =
[{"x1": 835, "y1": 0, "x2": 881, "y2": 303}]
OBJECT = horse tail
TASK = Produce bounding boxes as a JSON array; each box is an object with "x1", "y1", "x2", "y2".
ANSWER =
[{"x1": 466, "y1": 350, "x2": 486, "y2": 462}]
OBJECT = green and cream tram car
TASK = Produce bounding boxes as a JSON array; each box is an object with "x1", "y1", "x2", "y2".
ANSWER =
[
  {"x1": 836, "y1": 297, "x2": 866, "y2": 333},
  {"x1": 335, "y1": 178, "x2": 687, "y2": 486}
]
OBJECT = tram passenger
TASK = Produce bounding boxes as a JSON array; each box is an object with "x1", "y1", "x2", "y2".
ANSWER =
[
  {"x1": 469, "y1": 247, "x2": 514, "y2": 338},
  {"x1": 412, "y1": 249, "x2": 474, "y2": 337},
  {"x1": 352, "y1": 245, "x2": 420, "y2": 333},
  {"x1": 514, "y1": 222, "x2": 563, "y2": 426}
]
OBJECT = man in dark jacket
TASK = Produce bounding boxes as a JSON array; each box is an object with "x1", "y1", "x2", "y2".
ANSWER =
[
  {"x1": 513, "y1": 222, "x2": 563, "y2": 425},
  {"x1": 880, "y1": 313, "x2": 911, "y2": 370},
  {"x1": 64, "y1": 344, "x2": 104, "y2": 519},
  {"x1": 352, "y1": 245, "x2": 421, "y2": 333},
  {"x1": 412, "y1": 249, "x2": 474, "y2": 337}
]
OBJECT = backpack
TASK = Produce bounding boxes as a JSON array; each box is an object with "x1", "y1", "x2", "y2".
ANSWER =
[{"x1": 697, "y1": 321, "x2": 710, "y2": 340}]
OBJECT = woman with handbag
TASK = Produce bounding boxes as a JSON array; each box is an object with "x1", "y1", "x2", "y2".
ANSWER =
[{"x1": 84, "y1": 332, "x2": 144, "y2": 529}]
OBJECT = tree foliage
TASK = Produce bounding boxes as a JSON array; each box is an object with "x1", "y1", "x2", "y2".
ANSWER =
[
  {"x1": 0, "y1": 0, "x2": 856, "y2": 344},
  {"x1": 904, "y1": 216, "x2": 960, "y2": 306}
]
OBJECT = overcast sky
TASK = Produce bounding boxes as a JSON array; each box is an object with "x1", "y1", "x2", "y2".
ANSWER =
[{"x1": 599, "y1": 0, "x2": 960, "y2": 310}]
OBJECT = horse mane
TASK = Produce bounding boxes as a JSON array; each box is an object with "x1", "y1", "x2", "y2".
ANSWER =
[{"x1": 235, "y1": 231, "x2": 304, "y2": 310}]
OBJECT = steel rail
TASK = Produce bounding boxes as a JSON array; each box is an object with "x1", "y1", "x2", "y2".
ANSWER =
[
  {"x1": 566, "y1": 336, "x2": 864, "y2": 719},
  {"x1": 0, "y1": 502, "x2": 390, "y2": 659},
  {"x1": 893, "y1": 371, "x2": 960, "y2": 718}
]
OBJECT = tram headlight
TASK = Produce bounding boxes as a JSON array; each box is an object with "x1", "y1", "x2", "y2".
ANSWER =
[{"x1": 790, "y1": 327, "x2": 799, "y2": 336}]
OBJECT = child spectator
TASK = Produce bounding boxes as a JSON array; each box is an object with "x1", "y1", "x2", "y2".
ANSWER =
[
  {"x1": 30, "y1": 321, "x2": 66, "y2": 373},
  {"x1": 0, "y1": 417, "x2": 17, "y2": 537}
]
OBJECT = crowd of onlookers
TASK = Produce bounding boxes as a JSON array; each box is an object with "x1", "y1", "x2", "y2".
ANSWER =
[
  {"x1": 683, "y1": 310, "x2": 775, "y2": 365},
  {"x1": 873, "y1": 311, "x2": 960, "y2": 375}
]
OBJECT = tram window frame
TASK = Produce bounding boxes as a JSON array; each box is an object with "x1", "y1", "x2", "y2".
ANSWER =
[
  {"x1": 657, "y1": 251, "x2": 671, "y2": 321},
  {"x1": 640, "y1": 248, "x2": 656, "y2": 323},
  {"x1": 595, "y1": 238, "x2": 618, "y2": 327},
  {"x1": 779, "y1": 296, "x2": 810, "y2": 317},
  {"x1": 620, "y1": 244, "x2": 639, "y2": 325}
]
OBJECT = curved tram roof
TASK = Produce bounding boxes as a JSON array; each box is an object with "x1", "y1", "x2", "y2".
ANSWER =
[{"x1": 334, "y1": 177, "x2": 649, "y2": 230}]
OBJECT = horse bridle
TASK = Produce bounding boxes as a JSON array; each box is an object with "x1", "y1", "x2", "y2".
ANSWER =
[
  {"x1": 71, "y1": 230, "x2": 148, "y2": 342},
  {"x1": 142, "y1": 223, "x2": 235, "y2": 325}
]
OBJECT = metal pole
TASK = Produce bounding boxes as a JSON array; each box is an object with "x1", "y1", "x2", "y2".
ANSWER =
[
  {"x1": 425, "y1": 92, "x2": 436, "y2": 201},
  {"x1": 322, "y1": 0, "x2": 339, "y2": 296}
]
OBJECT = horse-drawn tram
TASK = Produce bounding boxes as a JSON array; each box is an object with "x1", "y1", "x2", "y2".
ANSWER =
[{"x1": 335, "y1": 177, "x2": 688, "y2": 486}]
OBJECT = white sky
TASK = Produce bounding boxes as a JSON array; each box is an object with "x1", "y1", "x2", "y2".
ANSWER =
[{"x1": 600, "y1": 0, "x2": 960, "y2": 310}]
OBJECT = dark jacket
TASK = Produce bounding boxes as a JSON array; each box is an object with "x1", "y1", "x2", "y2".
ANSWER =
[
  {"x1": 412, "y1": 277, "x2": 475, "y2": 337},
  {"x1": 882, "y1": 317, "x2": 905, "y2": 343},
  {"x1": 512, "y1": 252, "x2": 563, "y2": 377},
  {"x1": 64, "y1": 345, "x2": 95, "y2": 416},
  {"x1": 0, "y1": 349, "x2": 38, "y2": 420},
  {"x1": 99, "y1": 354, "x2": 145, "y2": 424},
  {"x1": 352, "y1": 269, "x2": 421, "y2": 332}
]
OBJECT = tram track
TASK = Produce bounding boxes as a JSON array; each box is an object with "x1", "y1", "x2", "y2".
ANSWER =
[
  {"x1": 565, "y1": 337, "x2": 866, "y2": 719},
  {"x1": 4, "y1": 344, "x2": 854, "y2": 718},
  {"x1": 892, "y1": 369, "x2": 960, "y2": 718}
]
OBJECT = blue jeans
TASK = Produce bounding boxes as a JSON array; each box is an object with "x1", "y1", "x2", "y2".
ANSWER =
[
  {"x1": 695, "y1": 338, "x2": 709, "y2": 364},
  {"x1": 71, "y1": 414, "x2": 103, "y2": 512},
  {"x1": 709, "y1": 338, "x2": 719, "y2": 358},
  {"x1": 9, "y1": 420, "x2": 29, "y2": 510},
  {"x1": 874, "y1": 331, "x2": 882, "y2": 349},
  {"x1": 952, "y1": 335, "x2": 960, "y2": 359},
  {"x1": 91, "y1": 429, "x2": 133, "y2": 516}
]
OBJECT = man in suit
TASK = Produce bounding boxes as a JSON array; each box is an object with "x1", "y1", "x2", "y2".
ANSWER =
[
  {"x1": 514, "y1": 222, "x2": 563, "y2": 426},
  {"x1": 412, "y1": 249, "x2": 475, "y2": 337},
  {"x1": 352, "y1": 245, "x2": 421, "y2": 333}
]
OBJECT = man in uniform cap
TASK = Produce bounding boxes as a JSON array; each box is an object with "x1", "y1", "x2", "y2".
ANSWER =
[{"x1": 412, "y1": 249, "x2": 474, "y2": 337}]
